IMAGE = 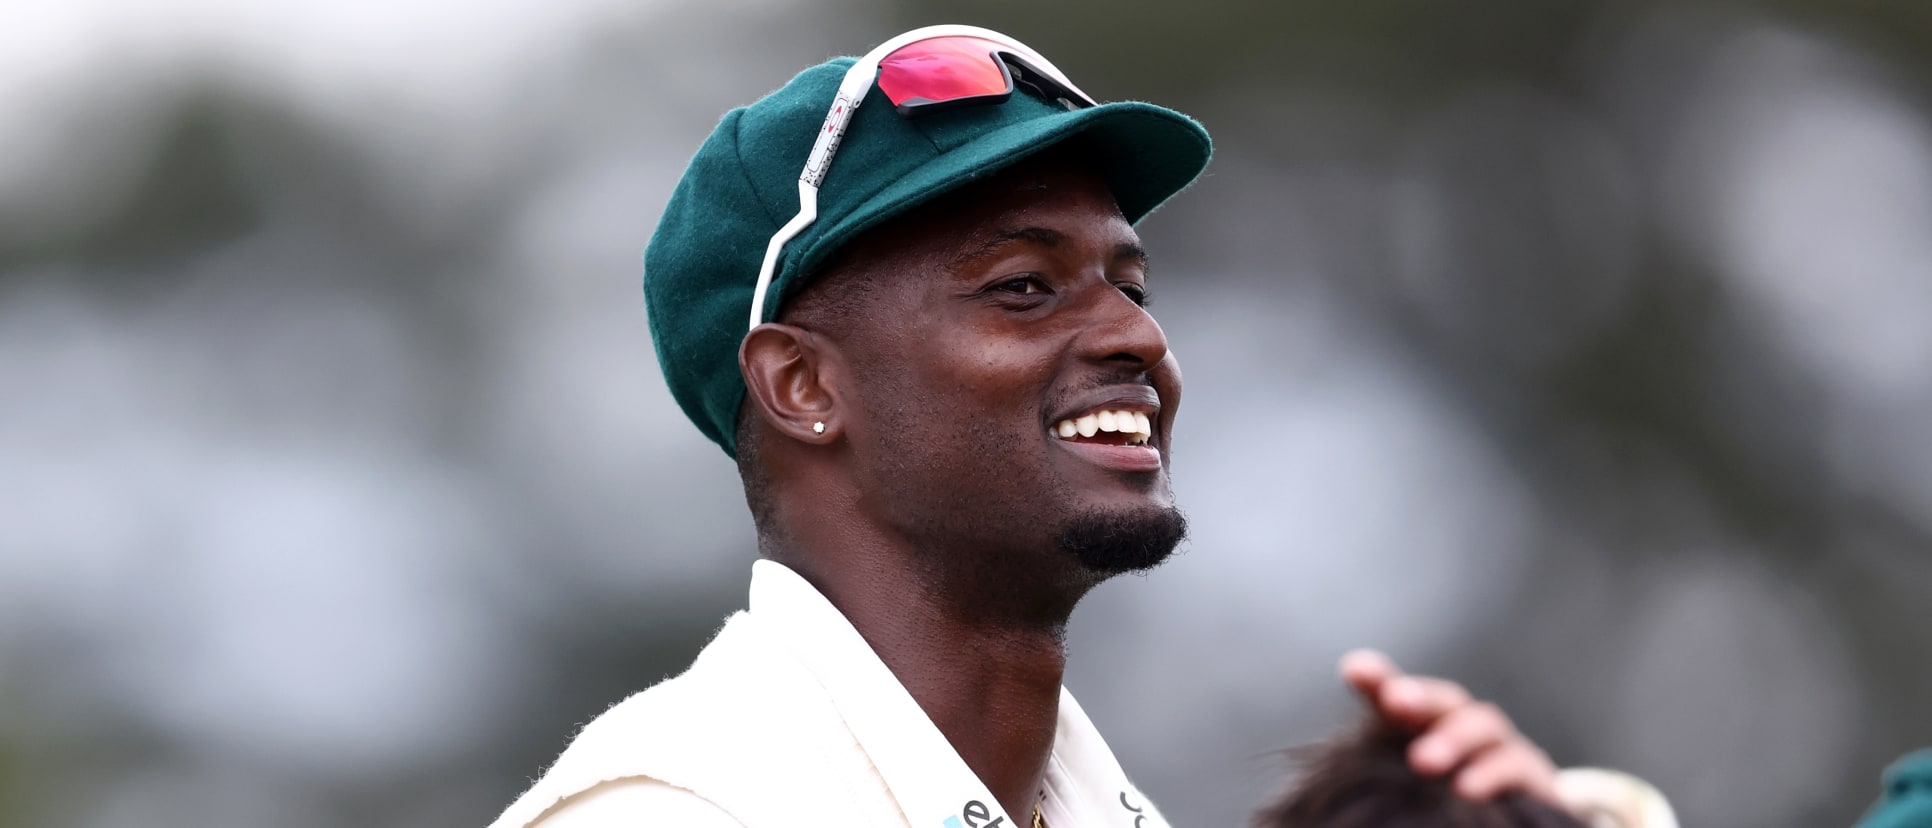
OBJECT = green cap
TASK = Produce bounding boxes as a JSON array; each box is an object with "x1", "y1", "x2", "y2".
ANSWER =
[{"x1": 644, "y1": 55, "x2": 1212, "y2": 457}]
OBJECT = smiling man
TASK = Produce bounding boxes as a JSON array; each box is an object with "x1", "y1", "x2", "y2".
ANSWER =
[{"x1": 489, "y1": 25, "x2": 1610, "y2": 828}]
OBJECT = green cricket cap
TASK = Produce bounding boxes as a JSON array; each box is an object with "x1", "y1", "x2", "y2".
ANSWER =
[{"x1": 644, "y1": 55, "x2": 1212, "y2": 457}]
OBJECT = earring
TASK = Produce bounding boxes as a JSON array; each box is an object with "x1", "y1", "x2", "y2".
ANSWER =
[{"x1": 812, "y1": 421, "x2": 826, "y2": 434}]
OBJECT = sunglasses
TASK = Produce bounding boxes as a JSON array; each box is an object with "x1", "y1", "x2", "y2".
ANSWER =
[{"x1": 747, "y1": 25, "x2": 1099, "y2": 329}]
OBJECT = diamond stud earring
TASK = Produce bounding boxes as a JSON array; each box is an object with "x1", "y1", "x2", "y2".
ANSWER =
[{"x1": 813, "y1": 421, "x2": 825, "y2": 434}]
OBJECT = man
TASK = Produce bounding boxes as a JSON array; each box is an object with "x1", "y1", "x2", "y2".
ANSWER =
[{"x1": 490, "y1": 26, "x2": 1623, "y2": 828}]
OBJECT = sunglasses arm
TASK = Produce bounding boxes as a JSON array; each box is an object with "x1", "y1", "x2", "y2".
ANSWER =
[
  {"x1": 747, "y1": 66, "x2": 876, "y2": 330},
  {"x1": 747, "y1": 181, "x2": 820, "y2": 330}
]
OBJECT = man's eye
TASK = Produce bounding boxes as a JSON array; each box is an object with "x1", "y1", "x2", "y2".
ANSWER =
[
  {"x1": 1117, "y1": 283, "x2": 1151, "y2": 306},
  {"x1": 993, "y1": 277, "x2": 1048, "y2": 296}
]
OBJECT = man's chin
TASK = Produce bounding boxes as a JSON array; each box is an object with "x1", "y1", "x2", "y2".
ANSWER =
[{"x1": 1058, "y1": 505, "x2": 1188, "y2": 575}]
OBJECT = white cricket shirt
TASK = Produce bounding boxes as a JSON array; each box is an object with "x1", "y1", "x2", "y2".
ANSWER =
[{"x1": 489, "y1": 560, "x2": 1171, "y2": 828}]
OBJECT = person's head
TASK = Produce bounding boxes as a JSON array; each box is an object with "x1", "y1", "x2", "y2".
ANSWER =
[
  {"x1": 742, "y1": 143, "x2": 1186, "y2": 597},
  {"x1": 644, "y1": 27, "x2": 1211, "y2": 606},
  {"x1": 1254, "y1": 719, "x2": 1586, "y2": 828}
]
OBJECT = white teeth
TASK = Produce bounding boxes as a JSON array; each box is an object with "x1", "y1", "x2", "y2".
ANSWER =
[{"x1": 1053, "y1": 409, "x2": 1156, "y2": 445}]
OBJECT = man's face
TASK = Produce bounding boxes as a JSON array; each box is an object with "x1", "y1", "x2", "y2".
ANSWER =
[{"x1": 826, "y1": 153, "x2": 1186, "y2": 583}]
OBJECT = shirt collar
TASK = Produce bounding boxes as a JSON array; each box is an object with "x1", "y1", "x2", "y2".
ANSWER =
[{"x1": 748, "y1": 559, "x2": 1167, "y2": 828}]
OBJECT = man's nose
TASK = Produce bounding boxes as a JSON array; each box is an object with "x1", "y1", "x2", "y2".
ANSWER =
[{"x1": 1077, "y1": 283, "x2": 1169, "y2": 370}]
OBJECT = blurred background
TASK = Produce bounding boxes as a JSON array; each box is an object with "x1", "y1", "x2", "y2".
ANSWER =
[{"x1": 4, "y1": 0, "x2": 1930, "y2": 826}]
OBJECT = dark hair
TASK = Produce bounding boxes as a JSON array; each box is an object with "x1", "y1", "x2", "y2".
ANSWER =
[{"x1": 1254, "y1": 718, "x2": 1585, "y2": 828}]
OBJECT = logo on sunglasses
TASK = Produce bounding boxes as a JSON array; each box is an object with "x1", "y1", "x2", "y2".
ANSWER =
[{"x1": 802, "y1": 92, "x2": 861, "y2": 187}]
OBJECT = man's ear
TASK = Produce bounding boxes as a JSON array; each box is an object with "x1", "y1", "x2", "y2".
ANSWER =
[{"x1": 739, "y1": 323, "x2": 843, "y2": 444}]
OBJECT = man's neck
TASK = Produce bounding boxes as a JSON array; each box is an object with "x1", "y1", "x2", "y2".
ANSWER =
[{"x1": 778, "y1": 546, "x2": 1078, "y2": 822}]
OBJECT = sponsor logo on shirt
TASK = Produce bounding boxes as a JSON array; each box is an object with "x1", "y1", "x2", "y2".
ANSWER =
[{"x1": 946, "y1": 799, "x2": 1006, "y2": 828}]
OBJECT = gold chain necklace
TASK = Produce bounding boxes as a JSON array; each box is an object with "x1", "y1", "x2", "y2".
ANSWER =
[{"x1": 1030, "y1": 804, "x2": 1046, "y2": 828}]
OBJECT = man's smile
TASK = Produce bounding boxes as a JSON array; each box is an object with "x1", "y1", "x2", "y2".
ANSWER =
[
  {"x1": 1045, "y1": 386, "x2": 1164, "y2": 473},
  {"x1": 1052, "y1": 436, "x2": 1162, "y2": 473},
  {"x1": 1052, "y1": 409, "x2": 1151, "y2": 445}
]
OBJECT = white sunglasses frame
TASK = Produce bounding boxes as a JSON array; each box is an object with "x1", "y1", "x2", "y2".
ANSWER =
[{"x1": 745, "y1": 25, "x2": 1098, "y2": 330}]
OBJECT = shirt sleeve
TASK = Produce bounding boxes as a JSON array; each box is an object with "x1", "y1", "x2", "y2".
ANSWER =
[
  {"x1": 532, "y1": 778, "x2": 745, "y2": 828},
  {"x1": 1554, "y1": 767, "x2": 1679, "y2": 828}
]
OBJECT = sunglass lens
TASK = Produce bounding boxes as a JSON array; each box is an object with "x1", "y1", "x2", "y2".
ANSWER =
[{"x1": 876, "y1": 36, "x2": 1013, "y2": 110}]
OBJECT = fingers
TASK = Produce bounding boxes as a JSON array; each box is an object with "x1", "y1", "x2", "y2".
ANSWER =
[
  {"x1": 1377, "y1": 675, "x2": 1473, "y2": 731},
  {"x1": 1338, "y1": 648, "x2": 1398, "y2": 699},
  {"x1": 1340, "y1": 651, "x2": 1479, "y2": 732},
  {"x1": 1336, "y1": 650, "x2": 1563, "y2": 805},
  {"x1": 1451, "y1": 740, "x2": 1560, "y2": 802},
  {"x1": 1409, "y1": 698, "x2": 1562, "y2": 805},
  {"x1": 1409, "y1": 700, "x2": 1510, "y2": 774}
]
